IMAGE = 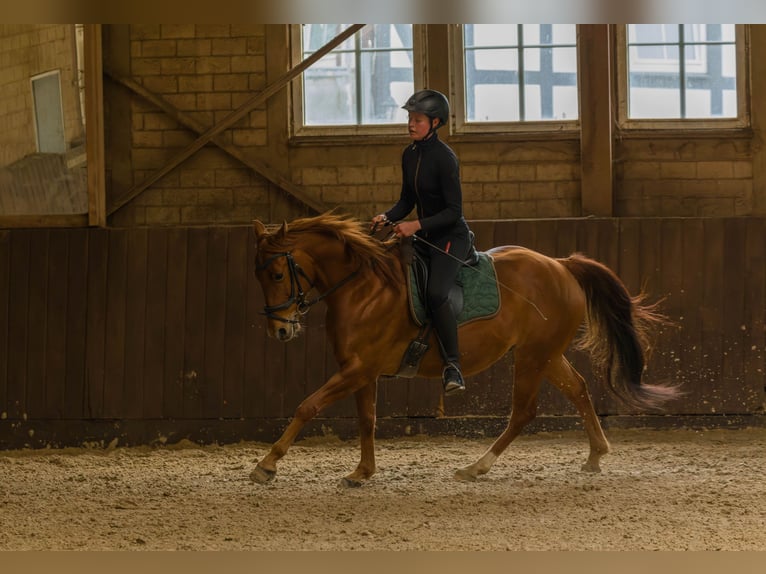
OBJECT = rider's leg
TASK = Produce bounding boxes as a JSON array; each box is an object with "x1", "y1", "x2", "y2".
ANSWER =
[{"x1": 425, "y1": 235, "x2": 469, "y2": 395}]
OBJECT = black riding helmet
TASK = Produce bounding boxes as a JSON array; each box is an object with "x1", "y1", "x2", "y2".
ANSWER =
[{"x1": 401, "y1": 89, "x2": 449, "y2": 129}]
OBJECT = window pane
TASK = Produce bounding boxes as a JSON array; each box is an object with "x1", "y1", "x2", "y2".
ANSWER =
[
  {"x1": 629, "y1": 86, "x2": 682, "y2": 118},
  {"x1": 474, "y1": 84, "x2": 520, "y2": 121},
  {"x1": 303, "y1": 53, "x2": 356, "y2": 125},
  {"x1": 301, "y1": 24, "x2": 414, "y2": 126},
  {"x1": 469, "y1": 24, "x2": 518, "y2": 47},
  {"x1": 360, "y1": 50, "x2": 412, "y2": 124},
  {"x1": 463, "y1": 24, "x2": 577, "y2": 123},
  {"x1": 626, "y1": 24, "x2": 738, "y2": 120}
]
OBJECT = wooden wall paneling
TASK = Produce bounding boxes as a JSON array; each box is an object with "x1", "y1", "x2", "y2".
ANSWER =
[
  {"x1": 677, "y1": 218, "x2": 705, "y2": 414},
  {"x1": 469, "y1": 220, "x2": 495, "y2": 252},
  {"x1": 103, "y1": 229, "x2": 128, "y2": 419},
  {"x1": 45, "y1": 229, "x2": 69, "y2": 418},
  {"x1": 143, "y1": 228, "x2": 167, "y2": 420},
  {"x1": 124, "y1": 228, "x2": 148, "y2": 419},
  {"x1": 514, "y1": 219, "x2": 538, "y2": 253},
  {"x1": 203, "y1": 228, "x2": 228, "y2": 419},
  {"x1": 85, "y1": 229, "x2": 108, "y2": 418},
  {"x1": 163, "y1": 228, "x2": 188, "y2": 419},
  {"x1": 0, "y1": 232, "x2": 9, "y2": 416},
  {"x1": 627, "y1": 218, "x2": 663, "y2": 415},
  {"x1": 221, "y1": 227, "x2": 248, "y2": 419},
  {"x1": 656, "y1": 219, "x2": 684, "y2": 409},
  {"x1": 183, "y1": 228, "x2": 208, "y2": 419},
  {"x1": 64, "y1": 229, "x2": 88, "y2": 420},
  {"x1": 378, "y1": 374, "x2": 410, "y2": 418},
  {"x1": 261, "y1": 312, "x2": 288, "y2": 418},
  {"x1": 302, "y1": 307, "x2": 330, "y2": 413},
  {"x1": 720, "y1": 219, "x2": 749, "y2": 412},
  {"x1": 743, "y1": 219, "x2": 766, "y2": 410},
  {"x1": 26, "y1": 230, "x2": 50, "y2": 419},
  {"x1": 407, "y1": 375, "x2": 440, "y2": 418},
  {"x1": 700, "y1": 219, "x2": 725, "y2": 414},
  {"x1": 617, "y1": 218, "x2": 642, "y2": 295},
  {"x1": 5, "y1": 231, "x2": 30, "y2": 420},
  {"x1": 491, "y1": 219, "x2": 516, "y2": 251},
  {"x1": 243, "y1": 228, "x2": 267, "y2": 419},
  {"x1": 281, "y1": 306, "x2": 308, "y2": 422}
]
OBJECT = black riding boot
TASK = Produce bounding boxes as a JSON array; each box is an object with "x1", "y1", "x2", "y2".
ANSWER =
[{"x1": 430, "y1": 300, "x2": 465, "y2": 396}]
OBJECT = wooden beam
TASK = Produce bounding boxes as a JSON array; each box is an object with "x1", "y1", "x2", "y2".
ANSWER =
[
  {"x1": 84, "y1": 24, "x2": 106, "y2": 226},
  {"x1": 578, "y1": 25, "x2": 614, "y2": 216},
  {"x1": 0, "y1": 215, "x2": 89, "y2": 228},
  {"x1": 109, "y1": 23, "x2": 365, "y2": 215},
  {"x1": 105, "y1": 71, "x2": 329, "y2": 214}
]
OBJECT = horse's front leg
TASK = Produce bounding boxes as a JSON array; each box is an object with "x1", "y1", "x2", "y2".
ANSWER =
[
  {"x1": 250, "y1": 357, "x2": 369, "y2": 485},
  {"x1": 340, "y1": 380, "x2": 378, "y2": 488}
]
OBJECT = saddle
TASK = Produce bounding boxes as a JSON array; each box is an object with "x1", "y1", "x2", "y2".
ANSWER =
[{"x1": 396, "y1": 233, "x2": 500, "y2": 378}]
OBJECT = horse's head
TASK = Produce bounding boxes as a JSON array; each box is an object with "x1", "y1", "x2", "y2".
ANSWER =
[{"x1": 253, "y1": 219, "x2": 312, "y2": 341}]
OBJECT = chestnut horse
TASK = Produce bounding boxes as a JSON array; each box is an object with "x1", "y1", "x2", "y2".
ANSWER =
[{"x1": 250, "y1": 213, "x2": 678, "y2": 486}]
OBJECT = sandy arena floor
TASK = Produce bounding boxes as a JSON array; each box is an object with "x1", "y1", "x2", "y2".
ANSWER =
[{"x1": 1, "y1": 427, "x2": 765, "y2": 551}]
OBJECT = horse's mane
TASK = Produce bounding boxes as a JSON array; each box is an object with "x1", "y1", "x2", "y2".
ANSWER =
[{"x1": 260, "y1": 213, "x2": 401, "y2": 284}]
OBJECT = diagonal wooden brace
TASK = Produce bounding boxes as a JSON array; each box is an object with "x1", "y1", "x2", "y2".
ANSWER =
[
  {"x1": 106, "y1": 71, "x2": 329, "y2": 214},
  {"x1": 108, "y1": 24, "x2": 365, "y2": 216}
]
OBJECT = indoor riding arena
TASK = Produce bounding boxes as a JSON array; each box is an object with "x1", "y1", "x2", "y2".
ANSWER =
[{"x1": 1, "y1": 21, "x2": 766, "y2": 553}]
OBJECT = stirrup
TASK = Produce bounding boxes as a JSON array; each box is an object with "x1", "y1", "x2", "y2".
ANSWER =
[{"x1": 442, "y1": 364, "x2": 465, "y2": 396}]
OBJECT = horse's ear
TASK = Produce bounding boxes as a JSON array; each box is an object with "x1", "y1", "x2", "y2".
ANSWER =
[
  {"x1": 253, "y1": 220, "x2": 267, "y2": 239},
  {"x1": 277, "y1": 220, "x2": 288, "y2": 240}
]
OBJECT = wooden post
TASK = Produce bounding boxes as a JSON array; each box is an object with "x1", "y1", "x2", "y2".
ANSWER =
[
  {"x1": 578, "y1": 25, "x2": 614, "y2": 217},
  {"x1": 84, "y1": 24, "x2": 106, "y2": 227}
]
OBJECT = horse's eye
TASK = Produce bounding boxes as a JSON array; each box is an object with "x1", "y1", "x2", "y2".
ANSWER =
[{"x1": 272, "y1": 272, "x2": 284, "y2": 281}]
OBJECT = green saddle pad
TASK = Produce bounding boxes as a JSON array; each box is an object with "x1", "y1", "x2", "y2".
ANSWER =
[{"x1": 407, "y1": 252, "x2": 501, "y2": 327}]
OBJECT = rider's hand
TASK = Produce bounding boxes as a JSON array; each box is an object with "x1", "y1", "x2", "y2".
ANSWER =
[
  {"x1": 393, "y1": 220, "x2": 421, "y2": 238},
  {"x1": 370, "y1": 214, "x2": 388, "y2": 230}
]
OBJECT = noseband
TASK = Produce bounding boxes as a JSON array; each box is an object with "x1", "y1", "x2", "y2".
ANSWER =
[{"x1": 255, "y1": 251, "x2": 360, "y2": 324}]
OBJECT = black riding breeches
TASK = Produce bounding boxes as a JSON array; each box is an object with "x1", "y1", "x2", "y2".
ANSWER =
[{"x1": 415, "y1": 232, "x2": 470, "y2": 310}]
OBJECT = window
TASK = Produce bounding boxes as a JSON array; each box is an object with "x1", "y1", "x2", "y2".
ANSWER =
[
  {"x1": 617, "y1": 24, "x2": 748, "y2": 128},
  {"x1": 291, "y1": 24, "x2": 425, "y2": 137},
  {"x1": 451, "y1": 24, "x2": 579, "y2": 134}
]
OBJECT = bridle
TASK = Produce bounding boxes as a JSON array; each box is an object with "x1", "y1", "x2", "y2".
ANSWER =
[{"x1": 255, "y1": 251, "x2": 360, "y2": 324}]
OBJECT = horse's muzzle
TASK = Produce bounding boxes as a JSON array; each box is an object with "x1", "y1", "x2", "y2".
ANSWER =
[{"x1": 269, "y1": 316, "x2": 301, "y2": 341}]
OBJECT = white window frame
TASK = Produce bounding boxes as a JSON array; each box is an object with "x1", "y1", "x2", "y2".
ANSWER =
[
  {"x1": 616, "y1": 24, "x2": 750, "y2": 130},
  {"x1": 448, "y1": 24, "x2": 580, "y2": 136},
  {"x1": 289, "y1": 24, "x2": 427, "y2": 139}
]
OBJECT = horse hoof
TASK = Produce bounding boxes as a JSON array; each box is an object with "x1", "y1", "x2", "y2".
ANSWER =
[
  {"x1": 580, "y1": 462, "x2": 602, "y2": 473},
  {"x1": 250, "y1": 465, "x2": 276, "y2": 484},
  {"x1": 453, "y1": 468, "x2": 477, "y2": 482},
  {"x1": 339, "y1": 476, "x2": 364, "y2": 488}
]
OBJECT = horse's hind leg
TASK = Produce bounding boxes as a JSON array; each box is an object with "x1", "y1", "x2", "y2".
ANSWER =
[
  {"x1": 545, "y1": 355, "x2": 610, "y2": 472},
  {"x1": 454, "y1": 354, "x2": 544, "y2": 482}
]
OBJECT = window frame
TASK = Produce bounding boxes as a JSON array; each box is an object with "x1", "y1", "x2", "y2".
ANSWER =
[
  {"x1": 448, "y1": 24, "x2": 581, "y2": 136},
  {"x1": 289, "y1": 24, "x2": 427, "y2": 140},
  {"x1": 615, "y1": 24, "x2": 750, "y2": 131}
]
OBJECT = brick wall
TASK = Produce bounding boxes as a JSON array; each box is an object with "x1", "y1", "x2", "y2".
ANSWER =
[
  {"x1": 615, "y1": 138, "x2": 753, "y2": 216},
  {"x1": 104, "y1": 25, "x2": 760, "y2": 226}
]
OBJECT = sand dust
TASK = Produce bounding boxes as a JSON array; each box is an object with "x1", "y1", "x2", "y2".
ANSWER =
[{"x1": 1, "y1": 427, "x2": 765, "y2": 551}]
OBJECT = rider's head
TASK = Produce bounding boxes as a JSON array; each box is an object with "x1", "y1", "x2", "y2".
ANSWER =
[{"x1": 402, "y1": 89, "x2": 449, "y2": 140}]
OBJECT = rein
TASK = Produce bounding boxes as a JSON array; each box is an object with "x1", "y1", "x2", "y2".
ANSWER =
[{"x1": 256, "y1": 251, "x2": 360, "y2": 324}]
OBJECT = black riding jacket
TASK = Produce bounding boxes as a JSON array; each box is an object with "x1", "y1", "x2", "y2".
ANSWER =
[{"x1": 385, "y1": 132, "x2": 469, "y2": 242}]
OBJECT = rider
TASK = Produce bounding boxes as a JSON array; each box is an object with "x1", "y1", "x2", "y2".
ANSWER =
[{"x1": 372, "y1": 89, "x2": 472, "y2": 396}]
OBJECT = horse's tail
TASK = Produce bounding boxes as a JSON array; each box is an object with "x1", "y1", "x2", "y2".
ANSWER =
[{"x1": 560, "y1": 253, "x2": 680, "y2": 411}]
